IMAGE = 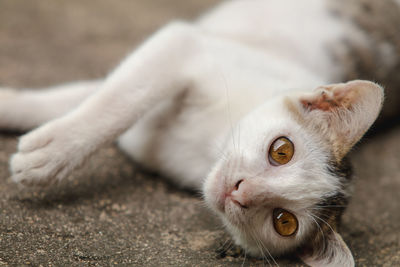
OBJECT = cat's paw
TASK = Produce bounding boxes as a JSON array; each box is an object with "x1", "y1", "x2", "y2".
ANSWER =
[{"x1": 9, "y1": 120, "x2": 85, "y2": 185}]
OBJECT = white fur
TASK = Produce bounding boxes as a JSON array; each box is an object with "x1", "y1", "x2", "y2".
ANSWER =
[
  {"x1": 203, "y1": 97, "x2": 342, "y2": 255},
  {"x1": 0, "y1": 0, "x2": 385, "y2": 266}
]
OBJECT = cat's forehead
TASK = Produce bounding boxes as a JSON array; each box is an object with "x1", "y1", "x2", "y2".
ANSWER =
[
  {"x1": 231, "y1": 96, "x2": 317, "y2": 152},
  {"x1": 239, "y1": 96, "x2": 303, "y2": 131}
]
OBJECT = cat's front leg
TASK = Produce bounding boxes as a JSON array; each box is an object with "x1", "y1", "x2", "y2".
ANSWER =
[{"x1": 10, "y1": 22, "x2": 206, "y2": 185}]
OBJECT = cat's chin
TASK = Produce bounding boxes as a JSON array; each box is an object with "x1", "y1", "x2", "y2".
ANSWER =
[{"x1": 221, "y1": 216, "x2": 297, "y2": 258}]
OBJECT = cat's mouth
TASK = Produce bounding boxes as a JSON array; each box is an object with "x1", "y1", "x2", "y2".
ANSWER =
[
  {"x1": 220, "y1": 192, "x2": 248, "y2": 213},
  {"x1": 214, "y1": 178, "x2": 247, "y2": 213}
]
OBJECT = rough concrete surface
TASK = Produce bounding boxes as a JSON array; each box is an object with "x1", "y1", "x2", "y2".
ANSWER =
[{"x1": 0, "y1": 1, "x2": 399, "y2": 266}]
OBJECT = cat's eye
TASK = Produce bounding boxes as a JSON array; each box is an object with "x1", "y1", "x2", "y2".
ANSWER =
[
  {"x1": 268, "y1": 137, "x2": 294, "y2": 166},
  {"x1": 273, "y1": 208, "x2": 298, "y2": 237}
]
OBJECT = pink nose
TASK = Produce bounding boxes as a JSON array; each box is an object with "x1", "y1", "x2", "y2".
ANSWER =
[{"x1": 230, "y1": 179, "x2": 250, "y2": 208}]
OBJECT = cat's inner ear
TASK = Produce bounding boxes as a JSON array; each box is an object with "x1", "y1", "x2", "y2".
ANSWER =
[
  {"x1": 299, "y1": 230, "x2": 354, "y2": 267},
  {"x1": 288, "y1": 80, "x2": 384, "y2": 161}
]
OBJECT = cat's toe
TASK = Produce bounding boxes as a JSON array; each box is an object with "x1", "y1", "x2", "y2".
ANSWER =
[
  {"x1": 11, "y1": 166, "x2": 60, "y2": 186},
  {"x1": 10, "y1": 148, "x2": 67, "y2": 185},
  {"x1": 9, "y1": 121, "x2": 82, "y2": 185}
]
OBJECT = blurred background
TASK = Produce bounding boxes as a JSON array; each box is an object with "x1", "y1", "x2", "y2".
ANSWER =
[
  {"x1": 0, "y1": 0, "x2": 399, "y2": 266},
  {"x1": 0, "y1": 0, "x2": 220, "y2": 86}
]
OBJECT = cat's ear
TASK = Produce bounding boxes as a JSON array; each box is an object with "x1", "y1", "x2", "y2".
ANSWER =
[
  {"x1": 288, "y1": 80, "x2": 384, "y2": 161},
  {"x1": 299, "y1": 231, "x2": 354, "y2": 267}
]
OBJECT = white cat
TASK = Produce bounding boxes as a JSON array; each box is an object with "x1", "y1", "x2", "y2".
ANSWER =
[{"x1": 0, "y1": 0, "x2": 393, "y2": 266}]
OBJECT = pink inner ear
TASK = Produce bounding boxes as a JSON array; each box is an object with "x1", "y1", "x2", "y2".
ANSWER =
[{"x1": 301, "y1": 83, "x2": 359, "y2": 111}]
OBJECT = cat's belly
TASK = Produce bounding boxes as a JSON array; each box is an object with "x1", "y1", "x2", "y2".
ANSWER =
[{"x1": 117, "y1": 92, "x2": 229, "y2": 190}]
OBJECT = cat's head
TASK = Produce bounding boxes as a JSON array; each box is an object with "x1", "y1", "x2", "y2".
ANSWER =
[{"x1": 204, "y1": 80, "x2": 383, "y2": 266}]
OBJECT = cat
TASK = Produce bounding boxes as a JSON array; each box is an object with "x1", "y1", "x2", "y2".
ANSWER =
[{"x1": 0, "y1": 0, "x2": 398, "y2": 266}]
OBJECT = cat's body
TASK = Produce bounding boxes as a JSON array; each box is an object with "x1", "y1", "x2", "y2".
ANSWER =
[
  {"x1": 0, "y1": 0, "x2": 397, "y2": 266},
  {"x1": 67, "y1": 0, "x2": 369, "y2": 188}
]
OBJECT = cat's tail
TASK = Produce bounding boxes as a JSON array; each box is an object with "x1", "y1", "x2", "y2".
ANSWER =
[{"x1": 0, "y1": 80, "x2": 101, "y2": 131}]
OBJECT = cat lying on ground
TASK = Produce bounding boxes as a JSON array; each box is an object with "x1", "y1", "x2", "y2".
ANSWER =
[{"x1": 1, "y1": 0, "x2": 399, "y2": 266}]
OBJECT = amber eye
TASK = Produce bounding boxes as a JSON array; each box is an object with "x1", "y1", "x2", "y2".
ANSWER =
[
  {"x1": 268, "y1": 137, "x2": 294, "y2": 165},
  {"x1": 273, "y1": 208, "x2": 298, "y2": 237}
]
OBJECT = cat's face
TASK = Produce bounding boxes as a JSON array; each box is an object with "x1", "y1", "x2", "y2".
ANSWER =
[
  {"x1": 204, "y1": 80, "x2": 383, "y2": 266},
  {"x1": 204, "y1": 96, "x2": 341, "y2": 255}
]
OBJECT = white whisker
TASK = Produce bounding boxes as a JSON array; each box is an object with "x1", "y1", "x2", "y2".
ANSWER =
[
  {"x1": 255, "y1": 231, "x2": 279, "y2": 267},
  {"x1": 307, "y1": 213, "x2": 326, "y2": 252},
  {"x1": 241, "y1": 249, "x2": 247, "y2": 267},
  {"x1": 311, "y1": 205, "x2": 347, "y2": 209},
  {"x1": 248, "y1": 228, "x2": 272, "y2": 267},
  {"x1": 309, "y1": 213, "x2": 341, "y2": 246}
]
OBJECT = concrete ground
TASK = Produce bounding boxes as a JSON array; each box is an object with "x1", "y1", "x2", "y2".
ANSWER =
[{"x1": 0, "y1": 1, "x2": 399, "y2": 266}]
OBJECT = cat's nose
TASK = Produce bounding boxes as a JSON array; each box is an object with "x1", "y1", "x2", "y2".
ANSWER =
[{"x1": 230, "y1": 179, "x2": 250, "y2": 209}]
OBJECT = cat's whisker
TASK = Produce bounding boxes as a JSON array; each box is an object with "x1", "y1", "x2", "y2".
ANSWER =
[
  {"x1": 207, "y1": 54, "x2": 237, "y2": 156},
  {"x1": 209, "y1": 141, "x2": 229, "y2": 162},
  {"x1": 251, "y1": 233, "x2": 269, "y2": 266},
  {"x1": 317, "y1": 205, "x2": 346, "y2": 208},
  {"x1": 248, "y1": 227, "x2": 275, "y2": 267},
  {"x1": 220, "y1": 70, "x2": 239, "y2": 155},
  {"x1": 216, "y1": 237, "x2": 233, "y2": 256},
  {"x1": 311, "y1": 211, "x2": 335, "y2": 222},
  {"x1": 309, "y1": 213, "x2": 342, "y2": 245},
  {"x1": 256, "y1": 234, "x2": 279, "y2": 267},
  {"x1": 237, "y1": 123, "x2": 242, "y2": 156},
  {"x1": 307, "y1": 213, "x2": 327, "y2": 252},
  {"x1": 216, "y1": 140, "x2": 230, "y2": 159},
  {"x1": 233, "y1": 156, "x2": 242, "y2": 179},
  {"x1": 311, "y1": 205, "x2": 347, "y2": 209},
  {"x1": 241, "y1": 249, "x2": 247, "y2": 267},
  {"x1": 310, "y1": 213, "x2": 345, "y2": 253},
  {"x1": 195, "y1": 198, "x2": 211, "y2": 209}
]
